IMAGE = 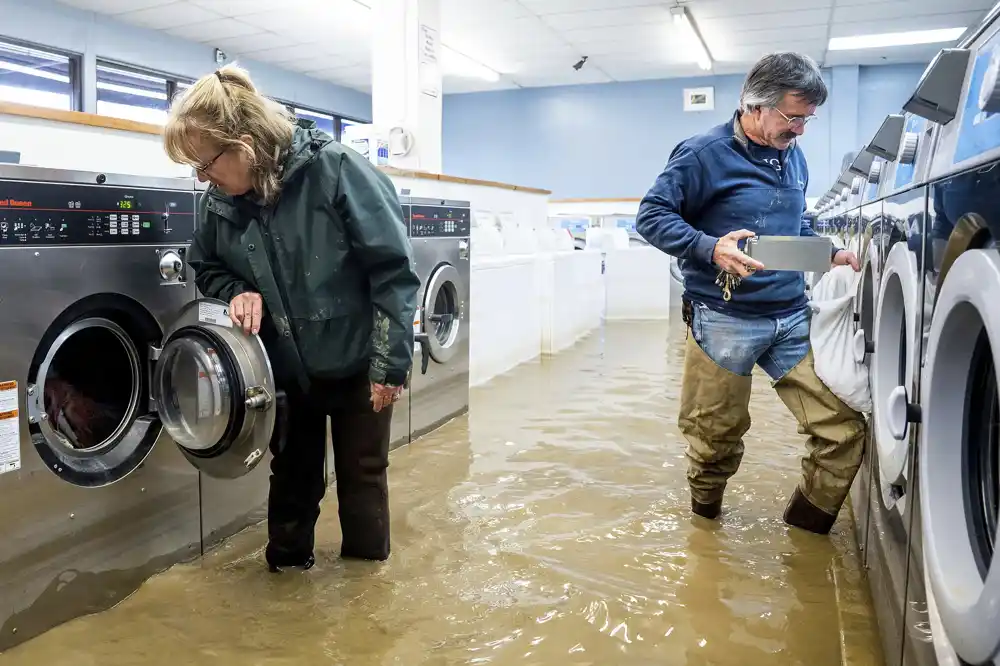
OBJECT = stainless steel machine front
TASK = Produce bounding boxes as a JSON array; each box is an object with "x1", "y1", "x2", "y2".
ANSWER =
[
  {"x1": 404, "y1": 197, "x2": 472, "y2": 442},
  {"x1": 0, "y1": 165, "x2": 278, "y2": 651}
]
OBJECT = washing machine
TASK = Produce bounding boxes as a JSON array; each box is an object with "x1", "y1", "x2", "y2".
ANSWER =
[
  {"x1": 404, "y1": 197, "x2": 471, "y2": 441},
  {"x1": 914, "y1": 5, "x2": 1000, "y2": 663},
  {"x1": 858, "y1": 96, "x2": 942, "y2": 664},
  {"x1": 0, "y1": 165, "x2": 279, "y2": 650}
]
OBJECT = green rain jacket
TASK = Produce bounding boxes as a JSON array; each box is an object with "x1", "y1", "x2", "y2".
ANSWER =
[{"x1": 188, "y1": 119, "x2": 420, "y2": 391}]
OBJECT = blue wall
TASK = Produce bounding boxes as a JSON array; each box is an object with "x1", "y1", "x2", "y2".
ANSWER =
[
  {"x1": 0, "y1": 0, "x2": 371, "y2": 121},
  {"x1": 443, "y1": 63, "x2": 928, "y2": 199}
]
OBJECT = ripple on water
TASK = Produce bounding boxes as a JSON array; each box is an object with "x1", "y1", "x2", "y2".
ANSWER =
[{"x1": 1, "y1": 322, "x2": 883, "y2": 666}]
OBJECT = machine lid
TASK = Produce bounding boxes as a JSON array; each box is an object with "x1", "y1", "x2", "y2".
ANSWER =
[
  {"x1": 872, "y1": 242, "x2": 920, "y2": 494},
  {"x1": 152, "y1": 298, "x2": 276, "y2": 479},
  {"x1": 867, "y1": 114, "x2": 906, "y2": 161},
  {"x1": 903, "y1": 48, "x2": 971, "y2": 125},
  {"x1": 920, "y1": 248, "x2": 1000, "y2": 664},
  {"x1": 419, "y1": 263, "x2": 463, "y2": 364}
]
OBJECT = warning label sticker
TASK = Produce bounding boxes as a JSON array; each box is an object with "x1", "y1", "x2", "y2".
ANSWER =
[
  {"x1": 198, "y1": 302, "x2": 233, "y2": 328},
  {"x1": 0, "y1": 381, "x2": 21, "y2": 475}
]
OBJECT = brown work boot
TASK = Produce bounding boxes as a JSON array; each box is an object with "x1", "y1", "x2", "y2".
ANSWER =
[{"x1": 783, "y1": 487, "x2": 837, "y2": 535}]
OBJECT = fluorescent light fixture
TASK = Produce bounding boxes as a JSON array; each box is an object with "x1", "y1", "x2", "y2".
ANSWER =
[
  {"x1": 671, "y1": 7, "x2": 712, "y2": 71},
  {"x1": 828, "y1": 27, "x2": 967, "y2": 51},
  {"x1": 441, "y1": 45, "x2": 501, "y2": 82}
]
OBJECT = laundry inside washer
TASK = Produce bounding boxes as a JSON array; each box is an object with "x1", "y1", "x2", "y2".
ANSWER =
[{"x1": 43, "y1": 325, "x2": 134, "y2": 450}]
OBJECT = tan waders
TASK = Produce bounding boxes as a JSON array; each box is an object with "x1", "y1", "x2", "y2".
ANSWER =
[{"x1": 679, "y1": 334, "x2": 866, "y2": 534}]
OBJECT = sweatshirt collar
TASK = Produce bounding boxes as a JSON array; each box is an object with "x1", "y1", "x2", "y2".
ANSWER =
[{"x1": 732, "y1": 110, "x2": 796, "y2": 152}]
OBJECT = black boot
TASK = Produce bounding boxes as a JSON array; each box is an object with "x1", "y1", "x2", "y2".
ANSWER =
[
  {"x1": 692, "y1": 497, "x2": 723, "y2": 520},
  {"x1": 783, "y1": 487, "x2": 837, "y2": 535},
  {"x1": 265, "y1": 543, "x2": 316, "y2": 573}
]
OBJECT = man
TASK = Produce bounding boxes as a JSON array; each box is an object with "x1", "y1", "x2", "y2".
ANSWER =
[{"x1": 636, "y1": 52, "x2": 866, "y2": 535}]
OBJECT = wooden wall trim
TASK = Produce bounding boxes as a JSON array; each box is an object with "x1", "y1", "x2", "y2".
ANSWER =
[
  {"x1": 0, "y1": 101, "x2": 164, "y2": 135},
  {"x1": 0, "y1": 102, "x2": 553, "y2": 196},
  {"x1": 379, "y1": 166, "x2": 551, "y2": 196}
]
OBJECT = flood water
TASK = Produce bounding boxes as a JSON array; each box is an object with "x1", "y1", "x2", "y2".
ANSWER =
[{"x1": 1, "y1": 321, "x2": 883, "y2": 666}]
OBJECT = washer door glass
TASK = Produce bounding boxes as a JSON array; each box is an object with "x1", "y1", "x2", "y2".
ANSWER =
[
  {"x1": 154, "y1": 335, "x2": 232, "y2": 451},
  {"x1": 152, "y1": 299, "x2": 277, "y2": 480},
  {"x1": 421, "y1": 264, "x2": 462, "y2": 364}
]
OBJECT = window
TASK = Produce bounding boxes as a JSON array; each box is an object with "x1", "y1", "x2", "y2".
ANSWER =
[
  {"x1": 96, "y1": 61, "x2": 191, "y2": 125},
  {"x1": 293, "y1": 107, "x2": 336, "y2": 137},
  {"x1": 0, "y1": 39, "x2": 78, "y2": 111}
]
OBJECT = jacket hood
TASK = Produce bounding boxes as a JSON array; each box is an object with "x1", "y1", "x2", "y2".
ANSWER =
[{"x1": 280, "y1": 118, "x2": 334, "y2": 185}]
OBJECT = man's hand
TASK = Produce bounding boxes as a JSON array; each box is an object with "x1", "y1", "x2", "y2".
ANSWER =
[
  {"x1": 229, "y1": 292, "x2": 264, "y2": 335},
  {"x1": 833, "y1": 249, "x2": 861, "y2": 272},
  {"x1": 713, "y1": 229, "x2": 766, "y2": 277},
  {"x1": 370, "y1": 382, "x2": 403, "y2": 413}
]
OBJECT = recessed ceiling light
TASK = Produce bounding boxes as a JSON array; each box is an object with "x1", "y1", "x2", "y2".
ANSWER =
[{"x1": 828, "y1": 27, "x2": 966, "y2": 51}]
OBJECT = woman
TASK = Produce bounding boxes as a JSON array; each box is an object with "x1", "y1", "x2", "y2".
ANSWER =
[{"x1": 163, "y1": 65, "x2": 420, "y2": 572}]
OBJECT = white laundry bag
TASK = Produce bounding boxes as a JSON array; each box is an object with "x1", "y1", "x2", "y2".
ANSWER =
[{"x1": 808, "y1": 265, "x2": 872, "y2": 413}]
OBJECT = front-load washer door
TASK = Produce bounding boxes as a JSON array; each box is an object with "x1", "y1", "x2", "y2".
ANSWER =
[
  {"x1": 920, "y1": 248, "x2": 1000, "y2": 665},
  {"x1": 152, "y1": 298, "x2": 277, "y2": 480},
  {"x1": 854, "y1": 239, "x2": 879, "y2": 367},
  {"x1": 419, "y1": 263, "x2": 464, "y2": 365},
  {"x1": 872, "y1": 241, "x2": 920, "y2": 493}
]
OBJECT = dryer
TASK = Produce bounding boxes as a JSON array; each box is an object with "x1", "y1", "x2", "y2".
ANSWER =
[
  {"x1": 405, "y1": 197, "x2": 471, "y2": 442},
  {"x1": 916, "y1": 5, "x2": 1000, "y2": 662},
  {"x1": 0, "y1": 166, "x2": 280, "y2": 650}
]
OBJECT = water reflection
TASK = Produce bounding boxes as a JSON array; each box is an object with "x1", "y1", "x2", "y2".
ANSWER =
[{"x1": 1, "y1": 322, "x2": 882, "y2": 665}]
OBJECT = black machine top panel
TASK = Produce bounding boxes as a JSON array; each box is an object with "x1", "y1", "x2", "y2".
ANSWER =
[
  {"x1": 406, "y1": 202, "x2": 471, "y2": 239},
  {"x1": 0, "y1": 180, "x2": 196, "y2": 247}
]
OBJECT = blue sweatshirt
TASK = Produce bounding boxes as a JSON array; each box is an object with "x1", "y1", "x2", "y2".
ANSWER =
[{"x1": 637, "y1": 112, "x2": 828, "y2": 318}]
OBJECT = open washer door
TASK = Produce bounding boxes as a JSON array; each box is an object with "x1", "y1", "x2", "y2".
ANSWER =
[
  {"x1": 921, "y1": 248, "x2": 1000, "y2": 665},
  {"x1": 872, "y1": 241, "x2": 920, "y2": 496},
  {"x1": 853, "y1": 238, "x2": 880, "y2": 366},
  {"x1": 151, "y1": 298, "x2": 277, "y2": 479}
]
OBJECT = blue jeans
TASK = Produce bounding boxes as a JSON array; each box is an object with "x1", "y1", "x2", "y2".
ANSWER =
[{"x1": 690, "y1": 302, "x2": 811, "y2": 381}]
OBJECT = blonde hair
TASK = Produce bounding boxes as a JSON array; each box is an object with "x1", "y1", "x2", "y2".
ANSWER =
[{"x1": 164, "y1": 63, "x2": 295, "y2": 203}]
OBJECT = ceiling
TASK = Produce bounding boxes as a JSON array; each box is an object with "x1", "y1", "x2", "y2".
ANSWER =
[{"x1": 56, "y1": 0, "x2": 995, "y2": 94}]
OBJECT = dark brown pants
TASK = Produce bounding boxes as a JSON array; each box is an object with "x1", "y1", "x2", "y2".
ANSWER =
[{"x1": 266, "y1": 372, "x2": 393, "y2": 563}]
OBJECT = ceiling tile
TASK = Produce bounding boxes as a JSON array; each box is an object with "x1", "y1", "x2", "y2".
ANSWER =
[
  {"x1": 246, "y1": 43, "x2": 337, "y2": 63},
  {"x1": 823, "y1": 43, "x2": 946, "y2": 66},
  {"x1": 514, "y1": 67, "x2": 613, "y2": 87},
  {"x1": 210, "y1": 31, "x2": 298, "y2": 54},
  {"x1": 520, "y1": 0, "x2": 663, "y2": 13},
  {"x1": 443, "y1": 77, "x2": 519, "y2": 94},
  {"x1": 691, "y1": 0, "x2": 833, "y2": 20},
  {"x1": 598, "y1": 62, "x2": 706, "y2": 81},
  {"x1": 441, "y1": 0, "x2": 531, "y2": 27},
  {"x1": 830, "y1": 10, "x2": 985, "y2": 36},
  {"x1": 702, "y1": 24, "x2": 830, "y2": 51},
  {"x1": 697, "y1": 8, "x2": 831, "y2": 32},
  {"x1": 712, "y1": 40, "x2": 826, "y2": 64},
  {"x1": 188, "y1": 0, "x2": 303, "y2": 15},
  {"x1": 165, "y1": 18, "x2": 264, "y2": 42},
  {"x1": 118, "y1": 1, "x2": 223, "y2": 29},
  {"x1": 58, "y1": 0, "x2": 176, "y2": 13},
  {"x1": 832, "y1": 2, "x2": 986, "y2": 23},
  {"x1": 539, "y1": 6, "x2": 672, "y2": 31}
]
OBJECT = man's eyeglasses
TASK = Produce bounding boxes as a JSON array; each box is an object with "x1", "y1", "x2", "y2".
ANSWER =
[
  {"x1": 771, "y1": 107, "x2": 816, "y2": 129},
  {"x1": 196, "y1": 148, "x2": 226, "y2": 174}
]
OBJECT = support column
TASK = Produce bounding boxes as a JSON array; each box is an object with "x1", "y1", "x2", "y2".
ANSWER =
[{"x1": 371, "y1": 0, "x2": 442, "y2": 173}]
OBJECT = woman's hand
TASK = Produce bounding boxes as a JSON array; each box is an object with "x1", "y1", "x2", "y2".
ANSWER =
[
  {"x1": 370, "y1": 382, "x2": 403, "y2": 413},
  {"x1": 229, "y1": 292, "x2": 263, "y2": 335}
]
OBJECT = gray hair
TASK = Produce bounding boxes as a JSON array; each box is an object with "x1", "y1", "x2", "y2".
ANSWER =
[{"x1": 739, "y1": 52, "x2": 828, "y2": 112}]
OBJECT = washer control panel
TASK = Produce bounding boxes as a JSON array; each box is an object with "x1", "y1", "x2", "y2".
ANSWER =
[
  {"x1": 407, "y1": 202, "x2": 471, "y2": 239},
  {"x1": 0, "y1": 180, "x2": 196, "y2": 246}
]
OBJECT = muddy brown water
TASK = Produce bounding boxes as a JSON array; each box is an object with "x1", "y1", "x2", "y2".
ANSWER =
[{"x1": 0, "y1": 321, "x2": 883, "y2": 666}]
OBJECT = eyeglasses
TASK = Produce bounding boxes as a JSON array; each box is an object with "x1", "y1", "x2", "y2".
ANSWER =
[
  {"x1": 771, "y1": 107, "x2": 816, "y2": 129},
  {"x1": 196, "y1": 147, "x2": 226, "y2": 174}
]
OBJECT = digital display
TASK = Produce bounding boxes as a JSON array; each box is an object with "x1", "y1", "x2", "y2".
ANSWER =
[{"x1": 0, "y1": 181, "x2": 196, "y2": 247}]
